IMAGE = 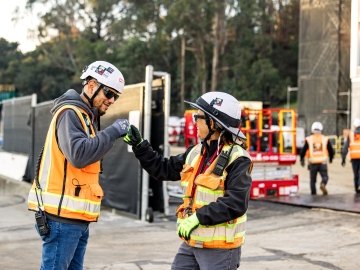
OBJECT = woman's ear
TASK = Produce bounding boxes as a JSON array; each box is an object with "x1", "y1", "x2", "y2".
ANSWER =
[{"x1": 210, "y1": 119, "x2": 217, "y2": 131}]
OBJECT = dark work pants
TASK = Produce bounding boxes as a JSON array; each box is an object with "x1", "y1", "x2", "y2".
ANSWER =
[
  {"x1": 351, "y1": 159, "x2": 360, "y2": 193},
  {"x1": 309, "y1": 163, "x2": 328, "y2": 195},
  {"x1": 172, "y1": 242, "x2": 241, "y2": 270}
]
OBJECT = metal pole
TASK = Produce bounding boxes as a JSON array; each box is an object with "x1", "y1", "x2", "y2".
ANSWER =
[
  {"x1": 287, "y1": 86, "x2": 298, "y2": 109},
  {"x1": 141, "y1": 65, "x2": 153, "y2": 222},
  {"x1": 286, "y1": 86, "x2": 290, "y2": 109},
  {"x1": 154, "y1": 71, "x2": 171, "y2": 216}
]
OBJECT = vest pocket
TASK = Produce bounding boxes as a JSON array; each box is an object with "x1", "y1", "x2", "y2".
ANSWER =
[
  {"x1": 89, "y1": 184, "x2": 104, "y2": 201},
  {"x1": 195, "y1": 174, "x2": 222, "y2": 190},
  {"x1": 180, "y1": 164, "x2": 194, "y2": 181}
]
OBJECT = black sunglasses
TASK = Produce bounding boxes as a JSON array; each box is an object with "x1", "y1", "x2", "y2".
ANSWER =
[
  {"x1": 192, "y1": 114, "x2": 207, "y2": 122},
  {"x1": 102, "y1": 85, "x2": 119, "y2": 101}
]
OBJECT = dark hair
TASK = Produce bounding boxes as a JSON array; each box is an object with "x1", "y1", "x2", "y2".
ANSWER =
[{"x1": 219, "y1": 129, "x2": 248, "y2": 149}]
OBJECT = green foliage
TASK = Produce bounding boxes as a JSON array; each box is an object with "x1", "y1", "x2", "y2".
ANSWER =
[
  {"x1": 0, "y1": 39, "x2": 22, "y2": 84},
  {"x1": 0, "y1": 0, "x2": 299, "y2": 111}
]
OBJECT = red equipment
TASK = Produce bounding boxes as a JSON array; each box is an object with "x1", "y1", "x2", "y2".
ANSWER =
[
  {"x1": 242, "y1": 108, "x2": 299, "y2": 198},
  {"x1": 183, "y1": 110, "x2": 198, "y2": 148},
  {"x1": 182, "y1": 107, "x2": 299, "y2": 199}
]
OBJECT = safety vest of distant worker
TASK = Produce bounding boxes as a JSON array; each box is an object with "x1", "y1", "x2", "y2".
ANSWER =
[
  {"x1": 305, "y1": 134, "x2": 329, "y2": 164},
  {"x1": 349, "y1": 131, "x2": 360, "y2": 159},
  {"x1": 28, "y1": 105, "x2": 102, "y2": 222},
  {"x1": 176, "y1": 143, "x2": 249, "y2": 249}
]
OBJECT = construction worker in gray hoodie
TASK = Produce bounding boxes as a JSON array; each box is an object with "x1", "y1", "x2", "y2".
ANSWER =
[{"x1": 28, "y1": 60, "x2": 130, "y2": 270}]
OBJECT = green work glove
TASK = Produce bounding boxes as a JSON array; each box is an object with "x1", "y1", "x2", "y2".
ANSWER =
[
  {"x1": 124, "y1": 125, "x2": 143, "y2": 146},
  {"x1": 177, "y1": 213, "x2": 200, "y2": 241}
]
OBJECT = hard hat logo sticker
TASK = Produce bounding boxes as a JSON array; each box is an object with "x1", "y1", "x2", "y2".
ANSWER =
[{"x1": 210, "y1": 98, "x2": 223, "y2": 107}]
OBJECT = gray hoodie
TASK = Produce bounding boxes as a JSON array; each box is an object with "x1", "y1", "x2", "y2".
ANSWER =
[{"x1": 51, "y1": 89, "x2": 123, "y2": 168}]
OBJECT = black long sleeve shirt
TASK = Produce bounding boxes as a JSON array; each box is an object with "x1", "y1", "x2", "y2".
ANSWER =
[
  {"x1": 300, "y1": 135, "x2": 335, "y2": 162},
  {"x1": 132, "y1": 140, "x2": 253, "y2": 226}
]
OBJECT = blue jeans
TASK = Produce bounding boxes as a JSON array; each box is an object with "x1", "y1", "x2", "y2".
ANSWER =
[{"x1": 35, "y1": 219, "x2": 89, "y2": 270}]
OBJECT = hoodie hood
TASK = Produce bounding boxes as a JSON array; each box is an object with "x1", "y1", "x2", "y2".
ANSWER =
[{"x1": 51, "y1": 89, "x2": 97, "y2": 120}]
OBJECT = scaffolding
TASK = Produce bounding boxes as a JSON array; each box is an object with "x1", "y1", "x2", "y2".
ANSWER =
[{"x1": 298, "y1": 0, "x2": 351, "y2": 136}]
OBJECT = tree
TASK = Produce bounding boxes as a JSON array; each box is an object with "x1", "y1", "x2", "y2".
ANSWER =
[{"x1": 0, "y1": 38, "x2": 22, "y2": 84}]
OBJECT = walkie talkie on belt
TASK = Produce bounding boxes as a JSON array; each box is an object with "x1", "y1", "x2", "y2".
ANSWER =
[
  {"x1": 34, "y1": 147, "x2": 50, "y2": 236},
  {"x1": 35, "y1": 207, "x2": 49, "y2": 236}
]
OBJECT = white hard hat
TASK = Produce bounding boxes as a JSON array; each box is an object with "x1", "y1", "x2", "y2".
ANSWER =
[
  {"x1": 184, "y1": 91, "x2": 245, "y2": 139},
  {"x1": 80, "y1": 61, "x2": 125, "y2": 93},
  {"x1": 353, "y1": 118, "x2": 360, "y2": 128},
  {"x1": 311, "y1": 121, "x2": 323, "y2": 133}
]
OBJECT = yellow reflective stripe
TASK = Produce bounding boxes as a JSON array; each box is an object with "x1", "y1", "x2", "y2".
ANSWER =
[
  {"x1": 196, "y1": 186, "x2": 224, "y2": 195},
  {"x1": 237, "y1": 214, "x2": 247, "y2": 223},
  {"x1": 39, "y1": 124, "x2": 54, "y2": 191},
  {"x1": 28, "y1": 199, "x2": 99, "y2": 217},
  {"x1": 194, "y1": 200, "x2": 207, "y2": 206},
  {"x1": 28, "y1": 190, "x2": 101, "y2": 214},
  {"x1": 194, "y1": 186, "x2": 224, "y2": 205},
  {"x1": 59, "y1": 201, "x2": 100, "y2": 216},
  {"x1": 195, "y1": 194, "x2": 222, "y2": 205},
  {"x1": 29, "y1": 189, "x2": 101, "y2": 205},
  {"x1": 180, "y1": 181, "x2": 188, "y2": 187},
  {"x1": 191, "y1": 222, "x2": 246, "y2": 242},
  {"x1": 192, "y1": 235, "x2": 227, "y2": 242},
  {"x1": 191, "y1": 232, "x2": 245, "y2": 242}
]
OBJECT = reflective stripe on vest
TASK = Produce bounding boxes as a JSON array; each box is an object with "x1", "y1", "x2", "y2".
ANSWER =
[
  {"x1": 177, "y1": 143, "x2": 250, "y2": 249},
  {"x1": 349, "y1": 132, "x2": 360, "y2": 159},
  {"x1": 28, "y1": 105, "x2": 102, "y2": 222},
  {"x1": 306, "y1": 134, "x2": 328, "y2": 164}
]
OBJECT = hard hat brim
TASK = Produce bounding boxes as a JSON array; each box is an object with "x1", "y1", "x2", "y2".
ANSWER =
[{"x1": 184, "y1": 100, "x2": 246, "y2": 139}]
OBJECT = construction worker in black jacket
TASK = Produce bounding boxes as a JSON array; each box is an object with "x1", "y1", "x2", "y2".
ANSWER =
[
  {"x1": 300, "y1": 121, "x2": 335, "y2": 195},
  {"x1": 124, "y1": 91, "x2": 253, "y2": 270},
  {"x1": 341, "y1": 118, "x2": 360, "y2": 194}
]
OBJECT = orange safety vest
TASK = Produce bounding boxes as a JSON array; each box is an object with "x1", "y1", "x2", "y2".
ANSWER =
[
  {"x1": 28, "y1": 105, "x2": 102, "y2": 222},
  {"x1": 305, "y1": 134, "x2": 329, "y2": 164},
  {"x1": 349, "y1": 131, "x2": 360, "y2": 159},
  {"x1": 176, "y1": 143, "x2": 251, "y2": 249}
]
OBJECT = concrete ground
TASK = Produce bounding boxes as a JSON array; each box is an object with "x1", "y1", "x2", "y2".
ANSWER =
[{"x1": 1, "y1": 149, "x2": 359, "y2": 269}]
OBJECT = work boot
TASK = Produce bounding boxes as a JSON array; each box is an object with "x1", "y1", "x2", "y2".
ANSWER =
[{"x1": 320, "y1": 183, "x2": 328, "y2": 196}]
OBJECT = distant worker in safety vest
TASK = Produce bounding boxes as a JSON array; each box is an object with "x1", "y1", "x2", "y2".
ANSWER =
[
  {"x1": 341, "y1": 118, "x2": 360, "y2": 194},
  {"x1": 124, "y1": 91, "x2": 253, "y2": 270},
  {"x1": 300, "y1": 121, "x2": 335, "y2": 195},
  {"x1": 27, "y1": 61, "x2": 130, "y2": 269}
]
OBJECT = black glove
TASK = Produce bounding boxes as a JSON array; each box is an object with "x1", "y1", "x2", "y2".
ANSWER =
[
  {"x1": 300, "y1": 159, "x2": 305, "y2": 167},
  {"x1": 341, "y1": 160, "x2": 346, "y2": 167},
  {"x1": 124, "y1": 125, "x2": 143, "y2": 146}
]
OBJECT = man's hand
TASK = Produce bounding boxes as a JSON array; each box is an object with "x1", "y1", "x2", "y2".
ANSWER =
[
  {"x1": 114, "y1": 119, "x2": 130, "y2": 137},
  {"x1": 341, "y1": 160, "x2": 346, "y2": 167},
  {"x1": 124, "y1": 125, "x2": 143, "y2": 146},
  {"x1": 177, "y1": 214, "x2": 200, "y2": 241},
  {"x1": 300, "y1": 159, "x2": 305, "y2": 167}
]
